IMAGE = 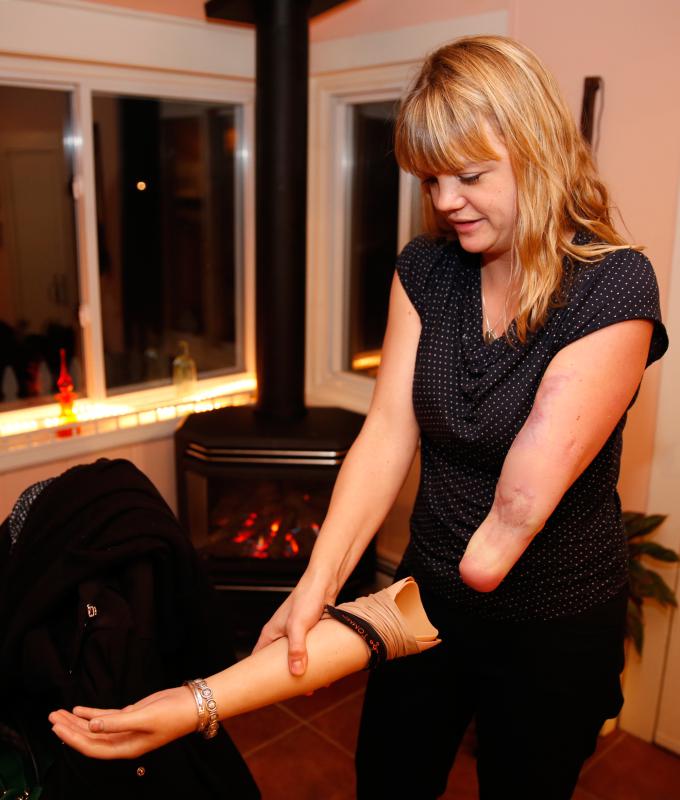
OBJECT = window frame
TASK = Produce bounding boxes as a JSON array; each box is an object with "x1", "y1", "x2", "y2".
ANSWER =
[
  {"x1": 306, "y1": 62, "x2": 421, "y2": 414},
  {"x1": 0, "y1": 54, "x2": 256, "y2": 458}
]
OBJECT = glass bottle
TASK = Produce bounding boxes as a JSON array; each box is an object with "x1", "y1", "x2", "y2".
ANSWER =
[{"x1": 173, "y1": 340, "x2": 197, "y2": 397}]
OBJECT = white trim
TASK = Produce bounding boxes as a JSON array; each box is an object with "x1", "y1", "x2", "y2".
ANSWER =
[
  {"x1": 72, "y1": 82, "x2": 107, "y2": 399},
  {"x1": 240, "y1": 98, "x2": 257, "y2": 376},
  {"x1": 307, "y1": 63, "x2": 418, "y2": 413},
  {"x1": 0, "y1": 372, "x2": 256, "y2": 473},
  {"x1": 310, "y1": 11, "x2": 508, "y2": 74},
  {"x1": 1, "y1": 416, "x2": 180, "y2": 473},
  {"x1": 655, "y1": 732, "x2": 680, "y2": 756},
  {"x1": 0, "y1": 0, "x2": 255, "y2": 79},
  {"x1": 619, "y1": 182, "x2": 680, "y2": 745},
  {"x1": 398, "y1": 170, "x2": 421, "y2": 252},
  {"x1": 0, "y1": 54, "x2": 255, "y2": 103}
]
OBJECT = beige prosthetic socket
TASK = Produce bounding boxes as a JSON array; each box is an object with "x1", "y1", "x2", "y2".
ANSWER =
[{"x1": 323, "y1": 577, "x2": 441, "y2": 667}]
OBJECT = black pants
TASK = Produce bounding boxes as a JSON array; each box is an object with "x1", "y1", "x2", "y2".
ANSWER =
[{"x1": 355, "y1": 586, "x2": 627, "y2": 800}]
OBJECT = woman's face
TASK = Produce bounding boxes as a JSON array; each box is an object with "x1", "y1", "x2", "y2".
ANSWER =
[{"x1": 424, "y1": 126, "x2": 517, "y2": 265}]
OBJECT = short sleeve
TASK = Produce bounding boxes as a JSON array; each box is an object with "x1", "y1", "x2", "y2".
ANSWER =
[
  {"x1": 554, "y1": 248, "x2": 668, "y2": 367},
  {"x1": 395, "y1": 235, "x2": 446, "y2": 318}
]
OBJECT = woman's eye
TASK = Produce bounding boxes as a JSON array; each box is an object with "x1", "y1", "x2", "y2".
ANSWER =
[
  {"x1": 458, "y1": 174, "x2": 481, "y2": 185},
  {"x1": 420, "y1": 176, "x2": 437, "y2": 187}
]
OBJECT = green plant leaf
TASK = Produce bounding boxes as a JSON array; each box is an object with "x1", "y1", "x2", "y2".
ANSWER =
[
  {"x1": 626, "y1": 598, "x2": 644, "y2": 655},
  {"x1": 624, "y1": 510, "x2": 676, "y2": 654},
  {"x1": 628, "y1": 560, "x2": 677, "y2": 604},
  {"x1": 648, "y1": 571, "x2": 678, "y2": 606},
  {"x1": 628, "y1": 541, "x2": 680, "y2": 563},
  {"x1": 633, "y1": 568, "x2": 678, "y2": 606},
  {"x1": 628, "y1": 559, "x2": 649, "y2": 579},
  {"x1": 623, "y1": 511, "x2": 645, "y2": 526},
  {"x1": 625, "y1": 514, "x2": 667, "y2": 540},
  {"x1": 629, "y1": 562, "x2": 656, "y2": 600}
]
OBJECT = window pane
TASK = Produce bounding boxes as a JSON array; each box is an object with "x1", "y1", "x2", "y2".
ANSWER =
[
  {"x1": 0, "y1": 85, "x2": 83, "y2": 411},
  {"x1": 92, "y1": 94, "x2": 242, "y2": 393},
  {"x1": 344, "y1": 101, "x2": 400, "y2": 377}
]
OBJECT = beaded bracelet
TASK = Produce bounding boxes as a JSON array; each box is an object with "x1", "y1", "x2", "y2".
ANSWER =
[{"x1": 184, "y1": 678, "x2": 220, "y2": 739}]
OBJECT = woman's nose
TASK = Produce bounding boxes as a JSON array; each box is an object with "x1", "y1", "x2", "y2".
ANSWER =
[{"x1": 432, "y1": 178, "x2": 466, "y2": 213}]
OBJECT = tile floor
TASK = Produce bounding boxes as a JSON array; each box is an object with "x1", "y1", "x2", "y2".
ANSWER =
[{"x1": 223, "y1": 671, "x2": 680, "y2": 800}]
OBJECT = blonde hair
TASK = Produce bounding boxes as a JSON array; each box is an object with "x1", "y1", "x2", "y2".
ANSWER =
[{"x1": 395, "y1": 35, "x2": 634, "y2": 341}]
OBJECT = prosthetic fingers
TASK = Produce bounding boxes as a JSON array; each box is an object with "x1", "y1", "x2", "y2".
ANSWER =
[{"x1": 323, "y1": 576, "x2": 441, "y2": 668}]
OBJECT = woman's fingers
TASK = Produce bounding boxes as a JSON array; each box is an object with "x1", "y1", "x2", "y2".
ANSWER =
[
  {"x1": 285, "y1": 591, "x2": 328, "y2": 676},
  {"x1": 285, "y1": 617, "x2": 309, "y2": 676}
]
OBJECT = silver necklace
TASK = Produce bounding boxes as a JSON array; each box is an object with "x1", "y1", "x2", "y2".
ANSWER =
[
  {"x1": 482, "y1": 289, "x2": 507, "y2": 344},
  {"x1": 481, "y1": 275, "x2": 511, "y2": 345}
]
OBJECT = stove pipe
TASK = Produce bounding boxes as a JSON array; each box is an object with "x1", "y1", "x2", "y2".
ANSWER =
[
  {"x1": 253, "y1": 0, "x2": 308, "y2": 420},
  {"x1": 206, "y1": 0, "x2": 348, "y2": 420}
]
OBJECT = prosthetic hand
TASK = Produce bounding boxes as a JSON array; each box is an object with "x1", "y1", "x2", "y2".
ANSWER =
[{"x1": 49, "y1": 577, "x2": 440, "y2": 759}]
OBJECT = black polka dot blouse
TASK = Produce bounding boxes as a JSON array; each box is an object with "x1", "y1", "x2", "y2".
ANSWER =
[{"x1": 396, "y1": 231, "x2": 668, "y2": 621}]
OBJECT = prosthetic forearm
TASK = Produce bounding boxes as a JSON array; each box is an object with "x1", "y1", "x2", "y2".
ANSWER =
[
  {"x1": 193, "y1": 577, "x2": 440, "y2": 727},
  {"x1": 49, "y1": 578, "x2": 439, "y2": 758}
]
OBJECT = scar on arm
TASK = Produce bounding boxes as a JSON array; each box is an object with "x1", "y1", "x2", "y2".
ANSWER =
[
  {"x1": 512, "y1": 373, "x2": 575, "y2": 450},
  {"x1": 493, "y1": 483, "x2": 537, "y2": 531}
]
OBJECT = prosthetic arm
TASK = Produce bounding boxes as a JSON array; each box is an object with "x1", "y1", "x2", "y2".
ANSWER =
[{"x1": 49, "y1": 577, "x2": 439, "y2": 759}]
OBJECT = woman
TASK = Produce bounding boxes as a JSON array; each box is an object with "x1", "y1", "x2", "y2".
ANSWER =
[
  {"x1": 53, "y1": 35, "x2": 667, "y2": 798},
  {"x1": 254, "y1": 35, "x2": 668, "y2": 799}
]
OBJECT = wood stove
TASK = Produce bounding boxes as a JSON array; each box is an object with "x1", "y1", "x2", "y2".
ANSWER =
[
  {"x1": 176, "y1": 405, "x2": 374, "y2": 587},
  {"x1": 176, "y1": 406, "x2": 375, "y2": 645}
]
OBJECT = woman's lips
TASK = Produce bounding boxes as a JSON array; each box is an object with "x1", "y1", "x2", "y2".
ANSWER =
[{"x1": 452, "y1": 218, "x2": 483, "y2": 233}]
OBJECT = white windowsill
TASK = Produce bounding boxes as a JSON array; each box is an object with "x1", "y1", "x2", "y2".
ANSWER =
[{"x1": 0, "y1": 373, "x2": 256, "y2": 474}]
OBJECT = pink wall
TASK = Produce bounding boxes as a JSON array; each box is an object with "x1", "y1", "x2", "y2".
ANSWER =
[
  {"x1": 84, "y1": 0, "x2": 205, "y2": 19},
  {"x1": 82, "y1": 0, "x2": 505, "y2": 30},
  {"x1": 511, "y1": 0, "x2": 680, "y2": 510},
  {"x1": 310, "y1": 0, "x2": 505, "y2": 40}
]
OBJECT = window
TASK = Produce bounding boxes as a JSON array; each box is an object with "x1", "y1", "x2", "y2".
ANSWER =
[
  {"x1": 306, "y1": 65, "x2": 423, "y2": 411},
  {"x1": 92, "y1": 94, "x2": 244, "y2": 393},
  {"x1": 344, "y1": 99, "x2": 418, "y2": 377},
  {"x1": 0, "y1": 85, "x2": 82, "y2": 411},
  {"x1": 0, "y1": 76, "x2": 251, "y2": 422}
]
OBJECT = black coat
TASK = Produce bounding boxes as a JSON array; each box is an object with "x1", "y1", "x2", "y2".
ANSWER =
[{"x1": 0, "y1": 458, "x2": 259, "y2": 799}]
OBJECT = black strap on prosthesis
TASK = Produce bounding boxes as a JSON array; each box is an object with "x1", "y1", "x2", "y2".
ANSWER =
[{"x1": 324, "y1": 604, "x2": 388, "y2": 669}]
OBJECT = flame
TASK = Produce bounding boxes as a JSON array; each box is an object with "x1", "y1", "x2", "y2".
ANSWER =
[
  {"x1": 284, "y1": 532, "x2": 300, "y2": 556},
  {"x1": 227, "y1": 512, "x2": 315, "y2": 560}
]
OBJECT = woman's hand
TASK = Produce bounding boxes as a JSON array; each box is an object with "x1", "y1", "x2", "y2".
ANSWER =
[
  {"x1": 48, "y1": 685, "x2": 197, "y2": 759},
  {"x1": 253, "y1": 569, "x2": 335, "y2": 676}
]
